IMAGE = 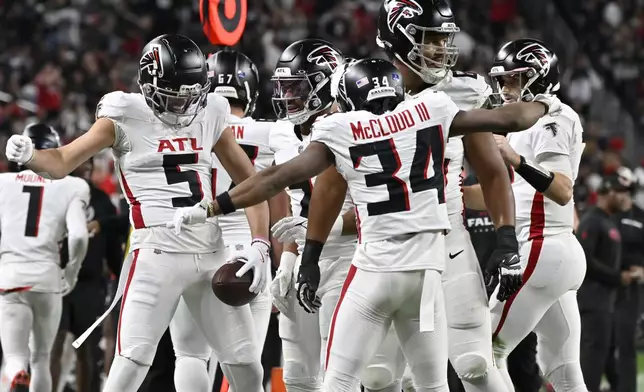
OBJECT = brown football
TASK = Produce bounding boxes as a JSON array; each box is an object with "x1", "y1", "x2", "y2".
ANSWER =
[{"x1": 211, "y1": 261, "x2": 257, "y2": 307}]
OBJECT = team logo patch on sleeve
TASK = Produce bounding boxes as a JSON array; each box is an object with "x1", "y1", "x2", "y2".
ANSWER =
[
  {"x1": 385, "y1": 0, "x2": 423, "y2": 33},
  {"x1": 140, "y1": 45, "x2": 164, "y2": 77}
]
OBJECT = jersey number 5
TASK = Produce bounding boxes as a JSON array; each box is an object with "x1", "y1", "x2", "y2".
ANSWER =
[
  {"x1": 23, "y1": 186, "x2": 44, "y2": 237},
  {"x1": 349, "y1": 126, "x2": 445, "y2": 216},
  {"x1": 163, "y1": 154, "x2": 203, "y2": 208}
]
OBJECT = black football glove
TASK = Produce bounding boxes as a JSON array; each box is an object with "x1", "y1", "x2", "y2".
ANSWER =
[
  {"x1": 296, "y1": 262, "x2": 322, "y2": 313},
  {"x1": 484, "y1": 226, "x2": 522, "y2": 302}
]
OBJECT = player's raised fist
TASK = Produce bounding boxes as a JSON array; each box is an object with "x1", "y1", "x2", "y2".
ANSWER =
[{"x1": 5, "y1": 134, "x2": 34, "y2": 164}]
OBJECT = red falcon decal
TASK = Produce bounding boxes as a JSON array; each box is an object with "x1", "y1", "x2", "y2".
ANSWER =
[
  {"x1": 386, "y1": 0, "x2": 423, "y2": 33},
  {"x1": 306, "y1": 45, "x2": 341, "y2": 71},
  {"x1": 140, "y1": 45, "x2": 164, "y2": 78},
  {"x1": 516, "y1": 43, "x2": 551, "y2": 75}
]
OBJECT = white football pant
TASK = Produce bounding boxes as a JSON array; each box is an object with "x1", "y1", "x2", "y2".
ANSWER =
[
  {"x1": 490, "y1": 232, "x2": 587, "y2": 392},
  {"x1": 101, "y1": 248, "x2": 263, "y2": 392},
  {"x1": 0, "y1": 290, "x2": 61, "y2": 392}
]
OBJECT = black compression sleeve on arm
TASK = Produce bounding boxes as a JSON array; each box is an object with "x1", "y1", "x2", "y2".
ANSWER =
[{"x1": 514, "y1": 155, "x2": 555, "y2": 193}]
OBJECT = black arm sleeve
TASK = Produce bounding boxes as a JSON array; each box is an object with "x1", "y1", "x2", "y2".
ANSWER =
[{"x1": 576, "y1": 216, "x2": 621, "y2": 286}]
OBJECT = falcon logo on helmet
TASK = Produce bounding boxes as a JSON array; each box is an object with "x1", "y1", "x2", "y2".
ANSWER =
[
  {"x1": 306, "y1": 46, "x2": 341, "y2": 71},
  {"x1": 140, "y1": 45, "x2": 164, "y2": 78},
  {"x1": 516, "y1": 43, "x2": 551, "y2": 76},
  {"x1": 385, "y1": 0, "x2": 423, "y2": 33}
]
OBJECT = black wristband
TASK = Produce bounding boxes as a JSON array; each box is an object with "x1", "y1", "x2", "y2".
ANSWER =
[
  {"x1": 515, "y1": 155, "x2": 555, "y2": 193},
  {"x1": 496, "y1": 225, "x2": 518, "y2": 251},
  {"x1": 301, "y1": 239, "x2": 324, "y2": 266},
  {"x1": 215, "y1": 192, "x2": 236, "y2": 215}
]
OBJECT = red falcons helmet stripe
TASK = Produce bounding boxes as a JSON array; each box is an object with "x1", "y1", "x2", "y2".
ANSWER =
[
  {"x1": 385, "y1": 0, "x2": 423, "y2": 33},
  {"x1": 140, "y1": 45, "x2": 164, "y2": 78},
  {"x1": 306, "y1": 45, "x2": 341, "y2": 71}
]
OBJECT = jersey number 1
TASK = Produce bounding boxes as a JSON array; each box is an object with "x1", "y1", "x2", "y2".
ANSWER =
[
  {"x1": 349, "y1": 126, "x2": 446, "y2": 216},
  {"x1": 23, "y1": 186, "x2": 44, "y2": 237}
]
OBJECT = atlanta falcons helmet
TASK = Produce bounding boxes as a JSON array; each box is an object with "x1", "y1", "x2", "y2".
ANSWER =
[
  {"x1": 138, "y1": 34, "x2": 210, "y2": 127},
  {"x1": 490, "y1": 38, "x2": 560, "y2": 103},
  {"x1": 334, "y1": 58, "x2": 404, "y2": 114},
  {"x1": 271, "y1": 39, "x2": 344, "y2": 125},
  {"x1": 207, "y1": 49, "x2": 260, "y2": 117},
  {"x1": 377, "y1": 0, "x2": 459, "y2": 84}
]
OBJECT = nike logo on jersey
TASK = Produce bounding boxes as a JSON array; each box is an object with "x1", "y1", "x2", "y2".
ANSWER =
[
  {"x1": 157, "y1": 137, "x2": 203, "y2": 153},
  {"x1": 449, "y1": 250, "x2": 464, "y2": 259}
]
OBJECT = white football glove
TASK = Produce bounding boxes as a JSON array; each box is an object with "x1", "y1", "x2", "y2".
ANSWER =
[
  {"x1": 235, "y1": 238, "x2": 271, "y2": 294},
  {"x1": 532, "y1": 94, "x2": 562, "y2": 115},
  {"x1": 270, "y1": 251, "x2": 297, "y2": 314},
  {"x1": 271, "y1": 215, "x2": 343, "y2": 244},
  {"x1": 166, "y1": 199, "x2": 209, "y2": 234},
  {"x1": 5, "y1": 134, "x2": 34, "y2": 164}
]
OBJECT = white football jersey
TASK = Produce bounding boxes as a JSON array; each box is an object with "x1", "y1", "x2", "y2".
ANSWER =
[
  {"x1": 0, "y1": 171, "x2": 90, "y2": 292},
  {"x1": 507, "y1": 101, "x2": 584, "y2": 243},
  {"x1": 311, "y1": 90, "x2": 459, "y2": 248},
  {"x1": 427, "y1": 71, "x2": 491, "y2": 228},
  {"x1": 213, "y1": 116, "x2": 274, "y2": 245},
  {"x1": 272, "y1": 122, "x2": 356, "y2": 259},
  {"x1": 97, "y1": 91, "x2": 229, "y2": 253}
]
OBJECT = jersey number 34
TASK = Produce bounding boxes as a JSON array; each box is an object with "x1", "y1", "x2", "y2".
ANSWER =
[{"x1": 350, "y1": 126, "x2": 446, "y2": 216}]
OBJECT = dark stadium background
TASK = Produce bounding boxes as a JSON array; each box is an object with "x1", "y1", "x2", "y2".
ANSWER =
[{"x1": 0, "y1": 0, "x2": 643, "y2": 390}]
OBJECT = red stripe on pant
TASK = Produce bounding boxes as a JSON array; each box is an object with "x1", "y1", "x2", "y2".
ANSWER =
[
  {"x1": 117, "y1": 249, "x2": 140, "y2": 355},
  {"x1": 325, "y1": 264, "x2": 358, "y2": 370},
  {"x1": 492, "y1": 193, "x2": 545, "y2": 340}
]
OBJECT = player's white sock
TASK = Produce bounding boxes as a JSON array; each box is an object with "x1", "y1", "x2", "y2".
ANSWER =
[
  {"x1": 219, "y1": 362, "x2": 263, "y2": 392},
  {"x1": 30, "y1": 354, "x2": 52, "y2": 392},
  {"x1": 497, "y1": 367, "x2": 515, "y2": 392},
  {"x1": 460, "y1": 366, "x2": 509, "y2": 392},
  {"x1": 101, "y1": 356, "x2": 150, "y2": 392},
  {"x1": 284, "y1": 380, "x2": 323, "y2": 392},
  {"x1": 175, "y1": 357, "x2": 209, "y2": 392},
  {"x1": 364, "y1": 382, "x2": 401, "y2": 392},
  {"x1": 207, "y1": 353, "x2": 218, "y2": 392},
  {"x1": 545, "y1": 363, "x2": 587, "y2": 392}
]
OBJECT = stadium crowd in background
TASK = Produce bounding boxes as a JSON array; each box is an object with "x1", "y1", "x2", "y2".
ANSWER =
[
  {"x1": 2, "y1": 0, "x2": 644, "y2": 211},
  {"x1": 1, "y1": 0, "x2": 644, "y2": 390}
]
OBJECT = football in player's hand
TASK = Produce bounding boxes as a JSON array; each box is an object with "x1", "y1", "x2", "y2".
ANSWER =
[{"x1": 212, "y1": 261, "x2": 257, "y2": 307}]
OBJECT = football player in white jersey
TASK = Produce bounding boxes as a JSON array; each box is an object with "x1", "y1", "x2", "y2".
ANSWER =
[
  {"x1": 463, "y1": 39, "x2": 587, "y2": 392},
  {"x1": 5, "y1": 35, "x2": 270, "y2": 392},
  {"x1": 169, "y1": 56, "x2": 559, "y2": 391},
  {"x1": 168, "y1": 48, "x2": 286, "y2": 391},
  {"x1": 264, "y1": 38, "x2": 358, "y2": 392},
  {"x1": 276, "y1": 1, "x2": 521, "y2": 391},
  {"x1": 0, "y1": 124, "x2": 89, "y2": 392}
]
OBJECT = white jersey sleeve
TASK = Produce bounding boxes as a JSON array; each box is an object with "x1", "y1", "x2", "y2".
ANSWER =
[
  {"x1": 212, "y1": 116, "x2": 275, "y2": 246},
  {"x1": 0, "y1": 173, "x2": 90, "y2": 292},
  {"x1": 433, "y1": 71, "x2": 492, "y2": 228},
  {"x1": 96, "y1": 91, "x2": 132, "y2": 154},
  {"x1": 206, "y1": 93, "x2": 232, "y2": 146},
  {"x1": 507, "y1": 101, "x2": 584, "y2": 243}
]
